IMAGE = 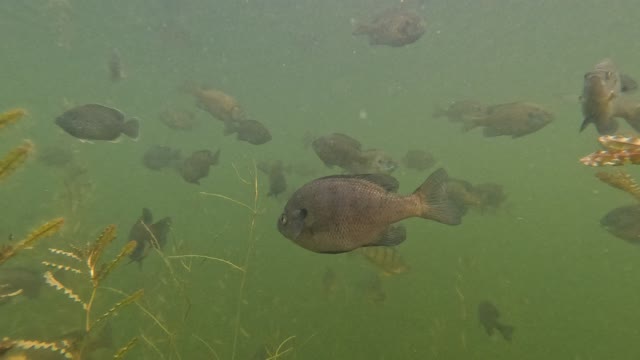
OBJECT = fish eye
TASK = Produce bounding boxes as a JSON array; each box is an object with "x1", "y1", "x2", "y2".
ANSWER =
[{"x1": 279, "y1": 214, "x2": 287, "y2": 225}]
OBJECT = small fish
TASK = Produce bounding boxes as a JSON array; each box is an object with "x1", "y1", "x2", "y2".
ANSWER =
[
  {"x1": 347, "y1": 149, "x2": 398, "y2": 174},
  {"x1": 312, "y1": 133, "x2": 363, "y2": 170},
  {"x1": 128, "y1": 208, "x2": 172, "y2": 265},
  {"x1": 37, "y1": 145, "x2": 74, "y2": 167},
  {"x1": 0, "y1": 267, "x2": 43, "y2": 304},
  {"x1": 142, "y1": 145, "x2": 182, "y2": 171},
  {"x1": 185, "y1": 84, "x2": 245, "y2": 124},
  {"x1": 601, "y1": 204, "x2": 640, "y2": 244},
  {"x1": 258, "y1": 160, "x2": 287, "y2": 197},
  {"x1": 579, "y1": 59, "x2": 640, "y2": 134},
  {"x1": 55, "y1": 104, "x2": 139, "y2": 141},
  {"x1": 232, "y1": 119, "x2": 272, "y2": 145},
  {"x1": 277, "y1": 168, "x2": 461, "y2": 253},
  {"x1": 580, "y1": 59, "x2": 624, "y2": 134},
  {"x1": 356, "y1": 246, "x2": 410, "y2": 276},
  {"x1": 159, "y1": 109, "x2": 199, "y2": 131},
  {"x1": 108, "y1": 48, "x2": 125, "y2": 82},
  {"x1": 473, "y1": 182, "x2": 508, "y2": 213},
  {"x1": 353, "y1": 8, "x2": 426, "y2": 47},
  {"x1": 179, "y1": 149, "x2": 220, "y2": 184},
  {"x1": 462, "y1": 102, "x2": 553, "y2": 138},
  {"x1": 433, "y1": 100, "x2": 487, "y2": 123},
  {"x1": 402, "y1": 149, "x2": 436, "y2": 171},
  {"x1": 478, "y1": 301, "x2": 514, "y2": 342}
]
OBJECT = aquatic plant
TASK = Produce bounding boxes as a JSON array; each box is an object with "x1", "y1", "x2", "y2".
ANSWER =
[
  {"x1": 0, "y1": 217, "x2": 64, "y2": 266},
  {"x1": 2, "y1": 225, "x2": 142, "y2": 359},
  {"x1": 200, "y1": 161, "x2": 262, "y2": 360}
]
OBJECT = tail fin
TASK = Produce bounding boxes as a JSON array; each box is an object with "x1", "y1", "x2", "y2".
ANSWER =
[
  {"x1": 413, "y1": 168, "x2": 462, "y2": 225},
  {"x1": 123, "y1": 118, "x2": 140, "y2": 139}
]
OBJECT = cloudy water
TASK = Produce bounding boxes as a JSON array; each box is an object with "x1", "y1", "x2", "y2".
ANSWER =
[{"x1": 2, "y1": 0, "x2": 640, "y2": 359}]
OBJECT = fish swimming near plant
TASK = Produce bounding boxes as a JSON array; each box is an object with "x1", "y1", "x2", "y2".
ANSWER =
[
  {"x1": 127, "y1": 208, "x2": 172, "y2": 266},
  {"x1": 477, "y1": 301, "x2": 514, "y2": 342},
  {"x1": 55, "y1": 104, "x2": 139, "y2": 141},
  {"x1": 277, "y1": 168, "x2": 461, "y2": 253}
]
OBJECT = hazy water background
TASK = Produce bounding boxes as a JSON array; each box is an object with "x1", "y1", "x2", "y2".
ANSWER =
[{"x1": 2, "y1": 0, "x2": 640, "y2": 359}]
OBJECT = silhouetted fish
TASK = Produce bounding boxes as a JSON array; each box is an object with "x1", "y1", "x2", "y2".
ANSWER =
[
  {"x1": 478, "y1": 301, "x2": 514, "y2": 342},
  {"x1": 0, "y1": 267, "x2": 43, "y2": 304},
  {"x1": 463, "y1": 102, "x2": 553, "y2": 138},
  {"x1": 179, "y1": 149, "x2": 220, "y2": 184},
  {"x1": 601, "y1": 204, "x2": 640, "y2": 244},
  {"x1": 142, "y1": 145, "x2": 182, "y2": 171},
  {"x1": 55, "y1": 104, "x2": 139, "y2": 141},
  {"x1": 128, "y1": 208, "x2": 172, "y2": 266}
]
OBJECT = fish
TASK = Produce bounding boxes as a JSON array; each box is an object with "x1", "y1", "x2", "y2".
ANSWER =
[
  {"x1": 258, "y1": 160, "x2": 287, "y2": 197},
  {"x1": 462, "y1": 102, "x2": 553, "y2": 138},
  {"x1": 402, "y1": 149, "x2": 436, "y2": 171},
  {"x1": 127, "y1": 208, "x2": 172, "y2": 265},
  {"x1": 353, "y1": 7, "x2": 426, "y2": 47},
  {"x1": 159, "y1": 109, "x2": 198, "y2": 131},
  {"x1": 0, "y1": 267, "x2": 43, "y2": 304},
  {"x1": 601, "y1": 204, "x2": 640, "y2": 244},
  {"x1": 178, "y1": 149, "x2": 220, "y2": 184},
  {"x1": 277, "y1": 168, "x2": 461, "y2": 253},
  {"x1": 312, "y1": 133, "x2": 363, "y2": 170},
  {"x1": 37, "y1": 144, "x2": 74, "y2": 167},
  {"x1": 579, "y1": 59, "x2": 640, "y2": 134},
  {"x1": 232, "y1": 119, "x2": 272, "y2": 145},
  {"x1": 55, "y1": 104, "x2": 139, "y2": 141},
  {"x1": 356, "y1": 246, "x2": 410, "y2": 276},
  {"x1": 185, "y1": 84, "x2": 245, "y2": 130},
  {"x1": 473, "y1": 182, "x2": 508, "y2": 213},
  {"x1": 477, "y1": 301, "x2": 514, "y2": 342},
  {"x1": 580, "y1": 59, "x2": 624, "y2": 134},
  {"x1": 346, "y1": 149, "x2": 398, "y2": 174},
  {"x1": 433, "y1": 100, "x2": 487, "y2": 123},
  {"x1": 142, "y1": 145, "x2": 182, "y2": 171},
  {"x1": 447, "y1": 179, "x2": 507, "y2": 215},
  {"x1": 108, "y1": 48, "x2": 125, "y2": 82}
]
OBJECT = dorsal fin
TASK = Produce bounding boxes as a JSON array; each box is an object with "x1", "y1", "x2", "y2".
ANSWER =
[{"x1": 315, "y1": 174, "x2": 399, "y2": 192}]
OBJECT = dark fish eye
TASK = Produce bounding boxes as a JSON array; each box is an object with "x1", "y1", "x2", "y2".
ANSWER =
[
  {"x1": 279, "y1": 214, "x2": 287, "y2": 225},
  {"x1": 298, "y1": 208, "x2": 308, "y2": 219}
]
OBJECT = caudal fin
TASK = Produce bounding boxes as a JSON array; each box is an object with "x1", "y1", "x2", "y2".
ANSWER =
[
  {"x1": 413, "y1": 168, "x2": 462, "y2": 225},
  {"x1": 123, "y1": 118, "x2": 140, "y2": 139}
]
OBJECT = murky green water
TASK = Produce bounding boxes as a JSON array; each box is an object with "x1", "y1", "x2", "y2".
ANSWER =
[{"x1": 2, "y1": 0, "x2": 640, "y2": 359}]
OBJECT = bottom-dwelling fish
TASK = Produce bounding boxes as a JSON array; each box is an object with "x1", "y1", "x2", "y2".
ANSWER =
[{"x1": 277, "y1": 168, "x2": 461, "y2": 253}]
